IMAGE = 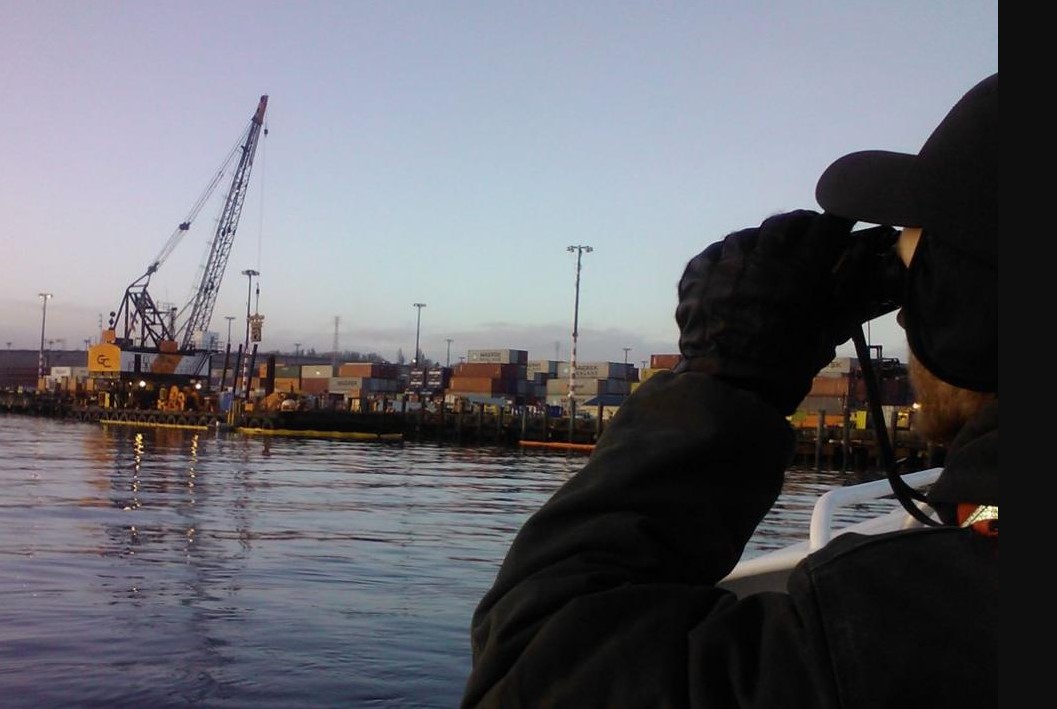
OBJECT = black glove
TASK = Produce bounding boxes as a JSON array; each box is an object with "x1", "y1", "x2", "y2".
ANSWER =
[{"x1": 674, "y1": 209, "x2": 865, "y2": 415}]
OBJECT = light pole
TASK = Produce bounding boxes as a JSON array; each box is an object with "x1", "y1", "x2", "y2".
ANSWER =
[
  {"x1": 294, "y1": 342, "x2": 301, "y2": 365},
  {"x1": 224, "y1": 316, "x2": 236, "y2": 350},
  {"x1": 38, "y1": 292, "x2": 52, "y2": 380},
  {"x1": 623, "y1": 347, "x2": 631, "y2": 364},
  {"x1": 445, "y1": 338, "x2": 453, "y2": 367},
  {"x1": 566, "y1": 245, "x2": 593, "y2": 434},
  {"x1": 412, "y1": 303, "x2": 426, "y2": 367}
]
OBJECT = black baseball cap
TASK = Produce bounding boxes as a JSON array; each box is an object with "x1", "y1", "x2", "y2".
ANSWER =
[{"x1": 816, "y1": 73, "x2": 997, "y2": 393}]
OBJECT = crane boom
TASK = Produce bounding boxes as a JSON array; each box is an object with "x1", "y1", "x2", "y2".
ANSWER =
[
  {"x1": 97, "y1": 95, "x2": 269, "y2": 384},
  {"x1": 179, "y1": 95, "x2": 268, "y2": 349}
]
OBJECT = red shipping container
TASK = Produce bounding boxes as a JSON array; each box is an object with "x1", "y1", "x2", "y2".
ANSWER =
[
  {"x1": 338, "y1": 362, "x2": 398, "y2": 379},
  {"x1": 452, "y1": 362, "x2": 524, "y2": 379},
  {"x1": 300, "y1": 378, "x2": 329, "y2": 394},
  {"x1": 650, "y1": 354, "x2": 682, "y2": 370},
  {"x1": 448, "y1": 376, "x2": 514, "y2": 394}
]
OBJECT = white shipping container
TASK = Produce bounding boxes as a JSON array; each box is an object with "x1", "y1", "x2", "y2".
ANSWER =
[
  {"x1": 50, "y1": 366, "x2": 72, "y2": 377},
  {"x1": 468, "y1": 349, "x2": 528, "y2": 364},
  {"x1": 328, "y1": 377, "x2": 362, "y2": 393},
  {"x1": 819, "y1": 357, "x2": 859, "y2": 377},
  {"x1": 558, "y1": 362, "x2": 630, "y2": 380},
  {"x1": 546, "y1": 378, "x2": 608, "y2": 395},
  {"x1": 527, "y1": 360, "x2": 560, "y2": 376},
  {"x1": 545, "y1": 394, "x2": 596, "y2": 408}
]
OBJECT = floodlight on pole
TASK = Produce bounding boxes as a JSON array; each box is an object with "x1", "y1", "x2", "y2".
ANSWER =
[
  {"x1": 38, "y1": 292, "x2": 53, "y2": 381},
  {"x1": 240, "y1": 270, "x2": 259, "y2": 398},
  {"x1": 412, "y1": 303, "x2": 427, "y2": 367},
  {"x1": 241, "y1": 270, "x2": 259, "y2": 354}
]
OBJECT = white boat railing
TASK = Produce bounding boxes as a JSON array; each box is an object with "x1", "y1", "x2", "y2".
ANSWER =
[{"x1": 718, "y1": 467, "x2": 943, "y2": 596}]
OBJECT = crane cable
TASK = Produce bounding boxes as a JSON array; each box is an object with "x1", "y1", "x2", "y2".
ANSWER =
[{"x1": 148, "y1": 134, "x2": 245, "y2": 275}]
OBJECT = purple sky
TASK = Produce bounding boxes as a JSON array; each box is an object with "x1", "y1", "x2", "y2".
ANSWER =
[{"x1": 0, "y1": 1, "x2": 998, "y2": 366}]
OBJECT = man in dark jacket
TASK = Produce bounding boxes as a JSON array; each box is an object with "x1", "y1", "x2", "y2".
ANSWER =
[{"x1": 462, "y1": 73, "x2": 997, "y2": 708}]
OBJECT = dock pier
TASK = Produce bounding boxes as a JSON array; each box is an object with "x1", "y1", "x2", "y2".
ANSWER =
[{"x1": 3, "y1": 390, "x2": 935, "y2": 473}]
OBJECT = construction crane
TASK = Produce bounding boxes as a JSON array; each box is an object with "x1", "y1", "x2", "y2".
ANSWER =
[{"x1": 92, "y1": 95, "x2": 268, "y2": 386}]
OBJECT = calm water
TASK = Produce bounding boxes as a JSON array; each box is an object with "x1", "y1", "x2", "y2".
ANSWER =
[{"x1": 0, "y1": 415, "x2": 893, "y2": 708}]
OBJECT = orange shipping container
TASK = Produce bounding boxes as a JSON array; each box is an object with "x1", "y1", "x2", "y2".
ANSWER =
[
  {"x1": 274, "y1": 377, "x2": 299, "y2": 392},
  {"x1": 809, "y1": 377, "x2": 851, "y2": 397},
  {"x1": 795, "y1": 413, "x2": 847, "y2": 429}
]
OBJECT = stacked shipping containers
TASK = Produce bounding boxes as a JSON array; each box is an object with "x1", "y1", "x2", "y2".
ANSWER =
[
  {"x1": 526, "y1": 360, "x2": 560, "y2": 403},
  {"x1": 334, "y1": 362, "x2": 402, "y2": 397},
  {"x1": 545, "y1": 361, "x2": 635, "y2": 409},
  {"x1": 447, "y1": 349, "x2": 529, "y2": 404},
  {"x1": 300, "y1": 363, "x2": 333, "y2": 395}
]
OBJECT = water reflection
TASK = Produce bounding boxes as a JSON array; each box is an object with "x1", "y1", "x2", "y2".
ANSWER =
[{"x1": 1, "y1": 416, "x2": 890, "y2": 708}]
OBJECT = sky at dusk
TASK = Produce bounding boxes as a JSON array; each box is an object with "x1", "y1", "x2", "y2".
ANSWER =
[{"x1": 0, "y1": 1, "x2": 997, "y2": 367}]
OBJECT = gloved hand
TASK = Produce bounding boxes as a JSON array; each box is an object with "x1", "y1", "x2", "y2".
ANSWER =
[{"x1": 674, "y1": 209, "x2": 863, "y2": 415}]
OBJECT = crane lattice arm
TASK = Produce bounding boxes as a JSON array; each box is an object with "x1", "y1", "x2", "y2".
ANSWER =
[{"x1": 178, "y1": 95, "x2": 268, "y2": 349}]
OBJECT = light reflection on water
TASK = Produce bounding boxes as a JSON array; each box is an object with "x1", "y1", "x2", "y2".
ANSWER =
[{"x1": 0, "y1": 415, "x2": 894, "y2": 708}]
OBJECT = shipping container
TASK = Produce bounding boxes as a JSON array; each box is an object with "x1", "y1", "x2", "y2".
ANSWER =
[
  {"x1": 819, "y1": 357, "x2": 860, "y2": 377},
  {"x1": 448, "y1": 376, "x2": 516, "y2": 394},
  {"x1": 557, "y1": 362, "x2": 632, "y2": 380},
  {"x1": 300, "y1": 378, "x2": 330, "y2": 394},
  {"x1": 452, "y1": 362, "x2": 525, "y2": 379},
  {"x1": 527, "y1": 360, "x2": 560, "y2": 376},
  {"x1": 273, "y1": 377, "x2": 300, "y2": 392},
  {"x1": 799, "y1": 395, "x2": 845, "y2": 414},
  {"x1": 338, "y1": 362, "x2": 399, "y2": 379},
  {"x1": 650, "y1": 354, "x2": 682, "y2": 369},
  {"x1": 425, "y1": 367, "x2": 451, "y2": 388},
  {"x1": 328, "y1": 377, "x2": 361, "y2": 393},
  {"x1": 546, "y1": 378, "x2": 609, "y2": 395},
  {"x1": 301, "y1": 364, "x2": 333, "y2": 379},
  {"x1": 327, "y1": 377, "x2": 401, "y2": 394},
  {"x1": 467, "y1": 349, "x2": 528, "y2": 365},
  {"x1": 791, "y1": 412, "x2": 848, "y2": 429},
  {"x1": 809, "y1": 376, "x2": 852, "y2": 398},
  {"x1": 544, "y1": 394, "x2": 597, "y2": 409}
]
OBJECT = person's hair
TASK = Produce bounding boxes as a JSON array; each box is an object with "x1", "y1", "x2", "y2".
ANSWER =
[{"x1": 908, "y1": 354, "x2": 996, "y2": 444}]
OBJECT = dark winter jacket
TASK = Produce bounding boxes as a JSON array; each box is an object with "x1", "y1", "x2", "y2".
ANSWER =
[{"x1": 462, "y1": 371, "x2": 997, "y2": 708}]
